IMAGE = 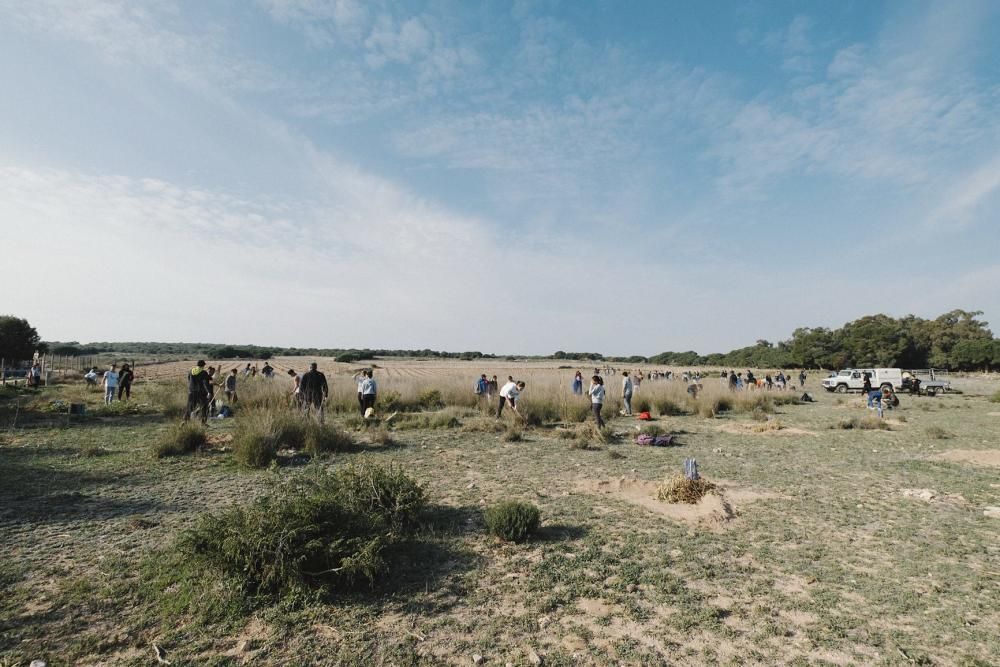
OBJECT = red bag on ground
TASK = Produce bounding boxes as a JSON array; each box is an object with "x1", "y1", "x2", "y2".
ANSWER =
[{"x1": 637, "y1": 411, "x2": 652, "y2": 420}]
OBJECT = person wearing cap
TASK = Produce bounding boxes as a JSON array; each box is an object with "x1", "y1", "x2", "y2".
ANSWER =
[
  {"x1": 299, "y1": 362, "x2": 329, "y2": 423},
  {"x1": 184, "y1": 360, "x2": 212, "y2": 424}
]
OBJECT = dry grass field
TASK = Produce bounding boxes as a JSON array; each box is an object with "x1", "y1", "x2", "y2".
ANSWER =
[{"x1": 1, "y1": 359, "x2": 999, "y2": 666}]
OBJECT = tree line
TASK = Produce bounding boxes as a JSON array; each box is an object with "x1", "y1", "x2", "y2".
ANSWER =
[{"x1": 4, "y1": 309, "x2": 998, "y2": 371}]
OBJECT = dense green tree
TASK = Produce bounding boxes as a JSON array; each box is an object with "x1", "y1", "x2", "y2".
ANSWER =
[{"x1": 0, "y1": 315, "x2": 42, "y2": 362}]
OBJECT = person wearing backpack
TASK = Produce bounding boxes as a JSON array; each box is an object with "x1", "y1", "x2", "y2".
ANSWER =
[{"x1": 475, "y1": 374, "x2": 489, "y2": 407}]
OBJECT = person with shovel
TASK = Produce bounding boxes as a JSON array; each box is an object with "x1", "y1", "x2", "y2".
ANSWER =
[{"x1": 497, "y1": 379, "x2": 526, "y2": 421}]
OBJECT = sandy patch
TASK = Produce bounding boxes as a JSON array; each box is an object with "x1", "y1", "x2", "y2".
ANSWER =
[
  {"x1": 577, "y1": 597, "x2": 617, "y2": 617},
  {"x1": 899, "y1": 488, "x2": 968, "y2": 505},
  {"x1": 575, "y1": 476, "x2": 783, "y2": 527},
  {"x1": 930, "y1": 449, "x2": 1000, "y2": 467},
  {"x1": 987, "y1": 412, "x2": 1000, "y2": 417}
]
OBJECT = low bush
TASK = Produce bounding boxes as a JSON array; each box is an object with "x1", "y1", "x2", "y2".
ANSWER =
[
  {"x1": 520, "y1": 402, "x2": 561, "y2": 427},
  {"x1": 749, "y1": 418, "x2": 784, "y2": 433},
  {"x1": 154, "y1": 423, "x2": 207, "y2": 458},
  {"x1": 484, "y1": 501, "x2": 540, "y2": 543},
  {"x1": 634, "y1": 398, "x2": 652, "y2": 413},
  {"x1": 417, "y1": 389, "x2": 444, "y2": 409},
  {"x1": 639, "y1": 423, "x2": 665, "y2": 437},
  {"x1": 368, "y1": 426, "x2": 395, "y2": 446},
  {"x1": 179, "y1": 464, "x2": 426, "y2": 597},
  {"x1": 233, "y1": 432, "x2": 277, "y2": 468},
  {"x1": 832, "y1": 416, "x2": 891, "y2": 431},
  {"x1": 146, "y1": 382, "x2": 188, "y2": 418},
  {"x1": 990, "y1": 390, "x2": 1000, "y2": 403},
  {"x1": 655, "y1": 398, "x2": 687, "y2": 416},
  {"x1": 303, "y1": 423, "x2": 355, "y2": 456}
]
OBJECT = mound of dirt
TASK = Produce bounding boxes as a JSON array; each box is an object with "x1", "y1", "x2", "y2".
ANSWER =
[
  {"x1": 576, "y1": 476, "x2": 781, "y2": 527},
  {"x1": 714, "y1": 423, "x2": 818, "y2": 437},
  {"x1": 930, "y1": 449, "x2": 1000, "y2": 468}
]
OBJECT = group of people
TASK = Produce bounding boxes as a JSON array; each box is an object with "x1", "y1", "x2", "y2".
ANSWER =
[
  {"x1": 183, "y1": 362, "x2": 240, "y2": 423},
  {"x1": 722, "y1": 369, "x2": 806, "y2": 392},
  {"x1": 83, "y1": 364, "x2": 135, "y2": 404}
]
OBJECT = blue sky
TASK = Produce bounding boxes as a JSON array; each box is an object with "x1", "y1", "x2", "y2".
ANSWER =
[{"x1": 1, "y1": 0, "x2": 998, "y2": 355}]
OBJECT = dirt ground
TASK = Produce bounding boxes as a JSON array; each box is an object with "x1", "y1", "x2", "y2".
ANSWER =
[{"x1": 2, "y1": 364, "x2": 999, "y2": 666}]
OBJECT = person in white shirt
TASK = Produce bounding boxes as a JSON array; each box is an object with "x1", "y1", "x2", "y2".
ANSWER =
[
  {"x1": 84, "y1": 367, "x2": 99, "y2": 388},
  {"x1": 353, "y1": 370, "x2": 367, "y2": 416},
  {"x1": 361, "y1": 369, "x2": 378, "y2": 415},
  {"x1": 587, "y1": 375, "x2": 606, "y2": 428},
  {"x1": 621, "y1": 372, "x2": 633, "y2": 416},
  {"x1": 102, "y1": 365, "x2": 119, "y2": 405},
  {"x1": 497, "y1": 380, "x2": 526, "y2": 420}
]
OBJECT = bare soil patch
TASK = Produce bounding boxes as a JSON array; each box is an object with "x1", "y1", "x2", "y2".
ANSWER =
[
  {"x1": 575, "y1": 476, "x2": 782, "y2": 527},
  {"x1": 714, "y1": 423, "x2": 817, "y2": 436},
  {"x1": 898, "y1": 488, "x2": 968, "y2": 505},
  {"x1": 930, "y1": 449, "x2": 1000, "y2": 467}
]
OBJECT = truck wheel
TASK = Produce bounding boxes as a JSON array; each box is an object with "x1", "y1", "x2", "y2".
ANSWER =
[
  {"x1": 880, "y1": 383, "x2": 892, "y2": 392},
  {"x1": 835, "y1": 384, "x2": 848, "y2": 394},
  {"x1": 927, "y1": 387, "x2": 937, "y2": 396}
]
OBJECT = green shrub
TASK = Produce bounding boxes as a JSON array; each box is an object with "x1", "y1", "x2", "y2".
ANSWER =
[
  {"x1": 520, "y1": 402, "x2": 561, "y2": 427},
  {"x1": 179, "y1": 464, "x2": 425, "y2": 597},
  {"x1": 154, "y1": 423, "x2": 207, "y2": 458},
  {"x1": 990, "y1": 390, "x2": 1000, "y2": 403},
  {"x1": 303, "y1": 423, "x2": 355, "y2": 456},
  {"x1": 634, "y1": 398, "x2": 652, "y2": 413},
  {"x1": 558, "y1": 402, "x2": 592, "y2": 423},
  {"x1": 484, "y1": 501, "x2": 540, "y2": 543},
  {"x1": 234, "y1": 432, "x2": 277, "y2": 468},
  {"x1": 417, "y1": 389, "x2": 444, "y2": 409}
]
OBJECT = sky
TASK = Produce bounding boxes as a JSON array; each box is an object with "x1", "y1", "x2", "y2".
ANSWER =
[{"x1": 1, "y1": 0, "x2": 998, "y2": 356}]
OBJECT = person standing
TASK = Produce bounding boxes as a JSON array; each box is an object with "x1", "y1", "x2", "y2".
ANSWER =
[
  {"x1": 102, "y1": 364, "x2": 119, "y2": 405},
  {"x1": 587, "y1": 375, "x2": 606, "y2": 428},
  {"x1": 621, "y1": 371, "x2": 633, "y2": 417},
  {"x1": 798, "y1": 370, "x2": 807, "y2": 388},
  {"x1": 353, "y1": 370, "x2": 367, "y2": 416},
  {"x1": 497, "y1": 379, "x2": 525, "y2": 420},
  {"x1": 117, "y1": 363, "x2": 134, "y2": 401},
  {"x1": 572, "y1": 371, "x2": 583, "y2": 395},
  {"x1": 184, "y1": 360, "x2": 212, "y2": 424},
  {"x1": 286, "y1": 368, "x2": 302, "y2": 408},
  {"x1": 299, "y1": 362, "x2": 329, "y2": 423},
  {"x1": 862, "y1": 372, "x2": 872, "y2": 395},
  {"x1": 361, "y1": 369, "x2": 377, "y2": 416},
  {"x1": 475, "y1": 374, "x2": 490, "y2": 406},
  {"x1": 488, "y1": 375, "x2": 499, "y2": 401},
  {"x1": 224, "y1": 368, "x2": 239, "y2": 404}
]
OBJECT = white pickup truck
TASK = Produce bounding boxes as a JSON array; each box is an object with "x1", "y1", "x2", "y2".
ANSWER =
[{"x1": 822, "y1": 368, "x2": 904, "y2": 393}]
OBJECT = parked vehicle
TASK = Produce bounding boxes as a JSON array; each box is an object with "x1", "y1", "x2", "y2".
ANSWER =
[
  {"x1": 900, "y1": 371, "x2": 950, "y2": 396},
  {"x1": 822, "y1": 368, "x2": 904, "y2": 393}
]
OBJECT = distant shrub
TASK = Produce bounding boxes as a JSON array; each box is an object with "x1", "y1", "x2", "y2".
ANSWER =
[
  {"x1": 179, "y1": 464, "x2": 425, "y2": 597},
  {"x1": 990, "y1": 390, "x2": 1000, "y2": 403},
  {"x1": 832, "y1": 416, "x2": 890, "y2": 431},
  {"x1": 484, "y1": 501, "x2": 540, "y2": 543},
  {"x1": 154, "y1": 423, "x2": 207, "y2": 458}
]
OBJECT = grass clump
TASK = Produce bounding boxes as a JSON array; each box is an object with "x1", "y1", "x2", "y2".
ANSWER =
[
  {"x1": 990, "y1": 390, "x2": 1000, "y2": 403},
  {"x1": 417, "y1": 389, "x2": 444, "y2": 409},
  {"x1": 368, "y1": 426, "x2": 396, "y2": 446},
  {"x1": 655, "y1": 398, "x2": 687, "y2": 416},
  {"x1": 657, "y1": 476, "x2": 717, "y2": 504},
  {"x1": 154, "y1": 423, "x2": 207, "y2": 458},
  {"x1": 749, "y1": 418, "x2": 784, "y2": 433},
  {"x1": 302, "y1": 423, "x2": 355, "y2": 457},
  {"x1": 484, "y1": 501, "x2": 541, "y2": 543},
  {"x1": 502, "y1": 426, "x2": 523, "y2": 442},
  {"x1": 925, "y1": 425, "x2": 951, "y2": 440},
  {"x1": 832, "y1": 416, "x2": 891, "y2": 431},
  {"x1": 178, "y1": 464, "x2": 426, "y2": 597},
  {"x1": 639, "y1": 423, "x2": 665, "y2": 437}
]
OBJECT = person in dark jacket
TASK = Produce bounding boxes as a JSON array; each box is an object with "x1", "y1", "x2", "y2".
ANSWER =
[
  {"x1": 299, "y1": 362, "x2": 329, "y2": 423},
  {"x1": 184, "y1": 360, "x2": 212, "y2": 424},
  {"x1": 118, "y1": 363, "x2": 135, "y2": 401}
]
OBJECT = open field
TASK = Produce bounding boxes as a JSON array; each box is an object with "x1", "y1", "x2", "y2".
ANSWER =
[{"x1": 2, "y1": 360, "x2": 999, "y2": 666}]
